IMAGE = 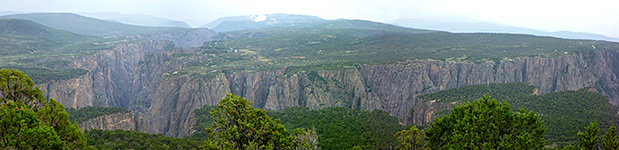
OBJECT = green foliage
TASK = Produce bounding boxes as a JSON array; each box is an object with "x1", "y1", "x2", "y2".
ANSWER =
[
  {"x1": 1, "y1": 67, "x2": 89, "y2": 84},
  {"x1": 267, "y1": 107, "x2": 406, "y2": 149},
  {"x1": 66, "y1": 106, "x2": 131, "y2": 123},
  {"x1": 0, "y1": 68, "x2": 86, "y2": 149},
  {"x1": 0, "y1": 19, "x2": 90, "y2": 56},
  {"x1": 424, "y1": 95, "x2": 546, "y2": 149},
  {"x1": 395, "y1": 126, "x2": 425, "y2": 150},
  {"x1": 172, "y1": 19, "x2": 619, "y2": 77},
  {"x1": 0, "y1": 101, "x2": 64, "y2": 149},
  {"x1": 578, "y1": 122, "x2": 600, "y2": 150},
  {"x1": 85, "y1": 129, "x2": 202, "y2": 150},
  {"x1": 194, "y1": 105, "x2": 404, "y2": 149},
  {"x1": 603, "y1": 124, "x2": 619, "y2": 150},
  {"x1": 418, "y1": 83, "x2": 619, "y2": 147},
  {"x1": 557, "y1": 144, "x2": 579, "y2": 150},
  {"x1": 202, "y1": 94, "x2": 311, "y2": 149}
]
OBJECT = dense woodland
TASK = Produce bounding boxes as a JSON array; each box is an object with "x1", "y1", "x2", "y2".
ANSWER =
[{"x1": 418, "y1": 83, "x2": 619, "y2": 147}]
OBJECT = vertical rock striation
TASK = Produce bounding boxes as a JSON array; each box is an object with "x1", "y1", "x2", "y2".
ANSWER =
[{"x1": 40, "y1": 42, "x2": 619, "y2": 137}]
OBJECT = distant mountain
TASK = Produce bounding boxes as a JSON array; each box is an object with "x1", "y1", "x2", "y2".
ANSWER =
[
  {"x1": 201, "y1": 13, "x2": 326, "y2": 32},
  {"x1": 0, "y1": 18, "x2": 88, "y2": 55},
  {"x1": 0, "y1": 13, "x2": 187, "y2": 36},
  {"x1": 79, "y1": 12, "x2": 191, "y2": 28},
  {"x1": 391, "y1": 16, "x2": 619, "y2": 42}
]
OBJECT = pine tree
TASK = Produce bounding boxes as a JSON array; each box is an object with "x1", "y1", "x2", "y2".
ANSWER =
[
  {"x1": 578, "y1": 122, "x2": 600, "y2": 150},
  {"x1": 424, "y1": 95, "x2": 546, "y2": 149},
  {"x1": 0, "y1": 68, "x2": 85, "y2": 149},
  {"x1": 603, "y1": 124, "x2": 619, "y2": 150},
  {"x1": 395, "y1": 126, "x2": 425, "y2": 150},
  {"x1": 203, "y1": 94, "x2": 311, "y2": 149}
]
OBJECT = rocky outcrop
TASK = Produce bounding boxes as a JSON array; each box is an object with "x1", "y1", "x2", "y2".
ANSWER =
[
  {"x1": 39, "y1": 40, "x2": 177, "y2": 110},
  {"x1": 79, "y1": 112, "x2": 144, "y2": 132},
  {"x1": 39, "y1": 38, "x2": 619, "y2": 137}
]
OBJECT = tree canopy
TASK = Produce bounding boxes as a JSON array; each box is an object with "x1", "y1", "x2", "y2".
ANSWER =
[
  {"x1": 424, "y1": 95, "x2": 546, "y2": 149},
  {"x1": 202, "y1": 93, "x2": 312, "y2": 149},
  {"x1": 0, "y1": 68, "x2": 86, "y2": 149}
]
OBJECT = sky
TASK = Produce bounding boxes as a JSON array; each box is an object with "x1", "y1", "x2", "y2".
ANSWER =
[{"x1": 1, "y1": 0, "x2": 618, "y2": 38}]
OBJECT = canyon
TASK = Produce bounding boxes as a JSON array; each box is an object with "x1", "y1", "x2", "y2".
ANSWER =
[{"x1": 36, "y1": 37, "x2": 619, "y2": 137}]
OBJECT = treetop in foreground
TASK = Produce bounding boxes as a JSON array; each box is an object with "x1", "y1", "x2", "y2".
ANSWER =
[
  {"x1": 0, "y1": 68, "x2": 86, "y2": 149},
  {"x1": 202, "y1": 93, "x2": 313, "y2": 149},
  {"x1": 424, "y1": 95, "x2": 546, "y2": 149}
]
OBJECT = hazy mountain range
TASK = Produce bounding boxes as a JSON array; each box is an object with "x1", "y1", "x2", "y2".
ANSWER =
[
  {"x1": 390, "y1": 16, "x2": 619, "y2": 42},
  {"x1": 0, "y1": 11, "x2": 616, "y2": 42}
]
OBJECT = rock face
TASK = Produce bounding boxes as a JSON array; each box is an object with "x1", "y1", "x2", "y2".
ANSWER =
[
  {"x1": 79, "y1": 112, "x2": 144, "y2": 132},
  {"x1": 40, "y1": 39, "x2": 619, "y2": 137}
]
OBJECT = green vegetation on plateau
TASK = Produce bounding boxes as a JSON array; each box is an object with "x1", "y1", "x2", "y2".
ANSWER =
[
  {"x1": 418, "y1": 82, "x2": 619, "y2": 146},
  {"x1": 67, "y1": 106, "x2": 131, "y2": 124},
  {"x1": 171, "y1": 19, "x2": 619, "y2": 79}
]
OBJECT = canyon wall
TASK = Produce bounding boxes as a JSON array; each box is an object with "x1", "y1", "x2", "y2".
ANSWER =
[{"x1": 39, "y1": 40, "x2": 619, "y2": 137}]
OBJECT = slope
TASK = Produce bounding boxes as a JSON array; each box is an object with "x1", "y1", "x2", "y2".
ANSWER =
[
  {"x1": 0, "y1": 18, "x2": 89, "y2": 55},
  {"x1": 0, "y1": 13, "x2": 187, "y2": 36},
  {"x1": 79, "y1": 12, "x2": 191, "y2": 28}
]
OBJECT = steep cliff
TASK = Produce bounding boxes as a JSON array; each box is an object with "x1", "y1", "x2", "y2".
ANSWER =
[
  {"x1": 39, "y1": 38, "x2": 619, "y2": 137},
  {"x1": 39, "y1": 40, "x2": 177, "y2": 110},
  {"x1": 79, "y1": 111, "x2": 145, "y2": 132}
]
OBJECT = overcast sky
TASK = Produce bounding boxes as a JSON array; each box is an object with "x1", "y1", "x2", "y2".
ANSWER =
[{"x1": 2, "y1": 0, "x2": 618, "y2": 38}]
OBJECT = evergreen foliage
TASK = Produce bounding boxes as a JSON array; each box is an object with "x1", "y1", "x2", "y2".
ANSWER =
[
  {"x1": 395, "y1": 126, "x2": 426, "y2": 150},
  {"x1": 202, "y1": 94, "x2": 312, "y2": 149},
  {"x1": 418, "y1": 83, "x2": 619, "y2": 146},
  {"x1": 603, "y1": 124, "x2": 619, "y2": 150},
  {"x1": 578, "y1": 122, "x2": 600, "y2": 150},
  {"x1": 267, "y1": 107, "x2": 406, "y2": 149},
  {"x1": 85, "y1": 129, "x2": 202, "y2": 150},
  {"x1": 66, "y1": 106, "x2": 131, "y2": 123},
  {"x1": 0, "y1": 68, "x2": 86, "y2": 149},
  {"x1": 424, "y1": 95, "x2": 546, "y2": 149}
]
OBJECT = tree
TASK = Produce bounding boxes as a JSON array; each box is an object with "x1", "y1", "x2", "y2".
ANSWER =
[
  {"x1": 395, "y1": 126, "x2": 425, "y2": 150},
  {"x1": 203, "y1": 94, "x2": 311, "y2": 149},
  {"x1": 604, "y1": 124, "x2": 619, "y2": 150},
  {"x1": 579, "y1": 122, "x2": 600, "y2": 150},
  {"x1": 424, "y1": 95, "x2": 546, "y2": 149},
  {"x1": 0, "y1": 68, "x2": 85, "y2": 149}
]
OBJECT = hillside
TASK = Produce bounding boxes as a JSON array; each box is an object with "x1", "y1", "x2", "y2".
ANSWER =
[
  {"x1": 172, "y1": 19, "x2": 617, "y2": 79},
  {"x1": 392, "y1": 17, "x2": 619, "y2": 42},
  {"x1": 416, "y1": 83, "x2": 619, "y2": 147},
  {"x1": 0, "y1": 18, "x2": 89, "y2": 55},
  {"x1": 79, "y1": 12, "x2": 191, "y2": 28},
  {"x1": 0, "y1": 13, "x2": 187, "y2": 36},
  {"x1": 201, "y1": 13, "x2": 326, "y2": 32}
]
